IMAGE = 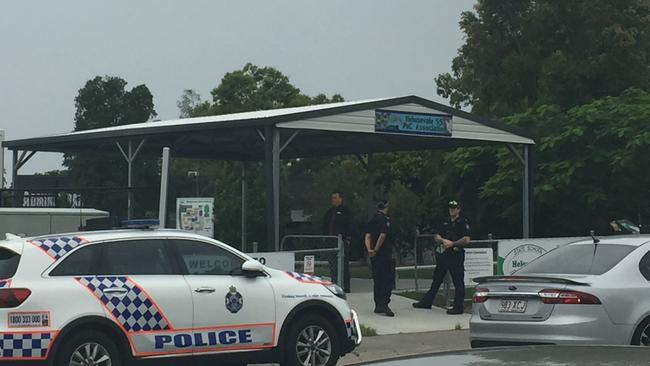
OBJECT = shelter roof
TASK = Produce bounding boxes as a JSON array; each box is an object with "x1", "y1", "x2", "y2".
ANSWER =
[{"x1": 3, "y1": 95, "x2": 534, "y2": 160}]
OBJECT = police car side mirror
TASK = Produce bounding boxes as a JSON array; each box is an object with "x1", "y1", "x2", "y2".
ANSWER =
[{"x1": 242, "y1": 259, "x2": 264, "y2": 277}]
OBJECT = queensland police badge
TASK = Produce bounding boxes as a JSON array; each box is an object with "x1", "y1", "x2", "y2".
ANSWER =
[{"x1": 225, "y1": 286, "x2": 243, "y2": 314}]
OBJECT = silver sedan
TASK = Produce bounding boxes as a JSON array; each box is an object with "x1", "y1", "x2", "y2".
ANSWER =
[{"x1": 470, "y1": 235, "x2": 650, "y2": 347}]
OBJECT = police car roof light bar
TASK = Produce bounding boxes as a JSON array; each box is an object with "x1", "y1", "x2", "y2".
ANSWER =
[{"x1": 121, "y1": 219, "x2": 160, "y2": 230}]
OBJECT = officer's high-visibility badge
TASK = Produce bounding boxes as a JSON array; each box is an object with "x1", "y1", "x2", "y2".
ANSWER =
[{"x1": 225, "y1": 286, "x2": 243, "y2": 314}]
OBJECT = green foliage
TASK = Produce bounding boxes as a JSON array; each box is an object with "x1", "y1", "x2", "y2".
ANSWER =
[
  {"x1": 63, "y1": 76, "x2": 158, "y2": 218},
  {"x1": 359, "y1": 324, "x2": 378, "y2": 337},
  {"x1": 461, "y1": 88, "x2": 650, "y2": 237},
  {"x1": 175, "y1": 64, "x2": 345, "y2": 249},
  {"x1": 434, "y1": 0, "x2": 650, "y2": 238},
  {"x1": 436, "y1": 0, "x2": 650, "y2": 117},
  {"x1": 179, "y1": 63, "x2": 345, "y2": 118}
]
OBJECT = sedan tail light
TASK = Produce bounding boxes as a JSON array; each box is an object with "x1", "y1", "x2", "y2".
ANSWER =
[
  {"x1": 538, "y1": 289, "x2": 601, "y2": 304},
  {"x1": 0, "y1": 289, "x2": 31, "y2": 308},
  {"x1": 473, "y1": 287, "x2": 489, "y2": 303}
]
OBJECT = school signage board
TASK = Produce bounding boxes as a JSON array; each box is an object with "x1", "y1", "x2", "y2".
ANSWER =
[
  {"x1": 247, "y1": 252, "x2": 295, "y2": 272},
  {"x1": 464, "y1": 248, "x2": 494, "y2": 286},
  {"x1": 303, "y1": 255, "x2": 315, "y2": 274},
  {"x1": 183, "y1": 252, "x2": 295, "y2": 274},
  {"x1": 176, "y1": 197, "x2": 215, "y2": 238},
  {"x1": 497, "y1": 237, "x2": 587, "y2": 275},
  {"x1": 374, "y1": 109, "x2": 452, "y2": 136}
]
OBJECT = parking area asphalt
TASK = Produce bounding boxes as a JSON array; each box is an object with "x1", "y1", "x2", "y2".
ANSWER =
[{"x1": 340, "y1": 329, "x2": 471, "y2": 365}]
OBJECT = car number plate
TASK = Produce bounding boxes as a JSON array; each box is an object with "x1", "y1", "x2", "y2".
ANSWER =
[{"x1": 498, "y1": 299, "x2": 527, "y2": 313}]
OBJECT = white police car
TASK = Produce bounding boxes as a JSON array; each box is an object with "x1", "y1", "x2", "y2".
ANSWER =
[{"x1": 0, "y1": 228, "x2": 361, "y2": 366}]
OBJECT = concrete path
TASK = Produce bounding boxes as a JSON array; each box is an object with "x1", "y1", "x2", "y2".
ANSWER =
[
  {"x1": 349, "y1": 277, "x2": 436, "y2": 293},
  {"x1": 347, "y1": 291, "x2": 471, "y2": 335}
]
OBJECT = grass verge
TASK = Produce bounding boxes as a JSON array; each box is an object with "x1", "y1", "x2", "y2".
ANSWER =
[{"x1": 360, "y1": 324, "x2": 378, "y2": 337}]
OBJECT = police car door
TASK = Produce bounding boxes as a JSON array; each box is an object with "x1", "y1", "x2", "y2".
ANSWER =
[
  {"x1": 171, "y1": 238, "x2": 276, "y2": 355},
  {"x1": 86, "y1": 239, "x2": 194, "y2": 358}
]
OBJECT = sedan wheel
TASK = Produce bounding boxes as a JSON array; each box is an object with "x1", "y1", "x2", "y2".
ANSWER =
[{"x1": 640, "y1": 324, "x2": 650, "y2": 346}]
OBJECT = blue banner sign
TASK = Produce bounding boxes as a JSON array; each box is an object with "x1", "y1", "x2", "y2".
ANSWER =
[{"x1": 374, "y1": 109, "x2": 452, "y2": 136}]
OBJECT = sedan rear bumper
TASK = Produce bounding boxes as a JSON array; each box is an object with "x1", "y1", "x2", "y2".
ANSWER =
[{"x1": 470, "y1": 305, "x2": 634, "y2": 346}]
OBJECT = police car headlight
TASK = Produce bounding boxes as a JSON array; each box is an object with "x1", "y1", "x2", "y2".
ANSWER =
[{"x1": 324, "y1": 284, "x2": 346, "y2": 300}]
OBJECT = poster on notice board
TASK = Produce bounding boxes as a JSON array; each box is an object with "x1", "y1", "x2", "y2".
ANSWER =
[{"x1": 176, "y1": 197, "x2": 214, "y2": 238}]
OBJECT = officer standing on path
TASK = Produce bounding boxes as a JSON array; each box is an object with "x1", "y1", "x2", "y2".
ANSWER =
[
  {"x1": 322, "y1": 191, "x2": 352, "y2": 292},
  {"x1": 413, "y1": 200, "x2": 471, "y2": 315},
  {"x1": 365, "y1": 200, "x2": 395, "y2": 317}
]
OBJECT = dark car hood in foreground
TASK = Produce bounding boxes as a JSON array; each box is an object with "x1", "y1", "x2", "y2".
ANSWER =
[{"x1": 354, "y1": 346, "x2": 650, "y2": 366}]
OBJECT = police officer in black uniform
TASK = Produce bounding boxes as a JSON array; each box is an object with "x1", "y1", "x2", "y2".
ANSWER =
[
  {"x1": 413, "y1": 200, "x2": 471, "y2": 315},
  {"x1": 365, "y1": 200, "x2": 395, "y2": 317},
  {"x1": 322, "y1": 191, "x2": 352, "y2": 292}
]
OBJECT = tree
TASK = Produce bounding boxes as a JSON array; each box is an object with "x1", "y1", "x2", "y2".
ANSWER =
[
  {"x1": 431, "y1": 0, "x2": 650, "y2": 239},
  {"x1": 175, "y1": 64, "x2": 344, "y2": 248},
  {"x1": 482, "y1": 88, "x2": 650, "y2": 236},
  {"x1": 64, "y1": 76, "x2": 157, "y2": 218},
  {"x1": 436, "y1": 0, "x2": 650, "y2": 117}
]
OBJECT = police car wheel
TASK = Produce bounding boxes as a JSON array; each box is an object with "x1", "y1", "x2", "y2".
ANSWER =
[
  {"x1": 57, "y1": 330, "x2": 122, "y2": 366},
  {"x1": 284, "y1": 314, "x2": 340, "y2": 366}
]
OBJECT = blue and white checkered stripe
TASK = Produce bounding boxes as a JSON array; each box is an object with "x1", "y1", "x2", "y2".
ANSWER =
[
  {"x1": 0, "y1": 332, "x2": 53, "y2": 359},
  {"x1": 346, "y1": 322, "x2": 353, "y2": 338},
  {"x1": 32, "y1": 236, "x2": 87, "y2": 261},
  {"x1": 77, "y1": 276, "x2": 171, "y2": 332},
  {"x1": 286, "y1": 272, "x2": 331, "y2": 284}
]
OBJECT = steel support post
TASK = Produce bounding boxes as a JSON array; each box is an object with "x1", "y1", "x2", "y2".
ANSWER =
[
  {"x1": 117, "y1": 140, "x2": 145, "y2": 220},
  {"x1": 264, "y1": 125, "x2": 276, "y2": 252},
  {"x1": 127, "y1": 142, "x2": 133, "y2": 219},
  {"x1": 366, "y1": 154, "x2": 375, "y2": 220},
  {"x1": 0, "y1": 130, "x2": 4, "y2": 188},
  {"x1": 337, "y1": 235, "x2": 344, "y2": 288},
  {"x1": 159, "y1": 147, "x2": 170, "y2": 227},
  {"x1": 241, "y1": 162, "x2": 247, "y2": 251},
  {"x1": 523, "y1": 145, "x2": 531, "y2": 238},
  {"x1": 272, "y1": 128, "x2": 280, "y2": 251},
  {"x1": 11, "y1": 150, "x2": 17, "y2": 189}
]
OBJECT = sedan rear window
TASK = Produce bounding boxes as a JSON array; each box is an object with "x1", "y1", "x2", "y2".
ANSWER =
[
  {"x1": 0, "y1": 248, "x2": 20, "y2": 278},
  {"x1": 517, "y1": 243, "x2": 636, "y2": 275}
]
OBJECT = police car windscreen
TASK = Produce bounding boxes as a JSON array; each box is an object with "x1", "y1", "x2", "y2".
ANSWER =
[
  {"x1": 0, "y1": 248, "x2": 19, "y2": 278},
  {"x1": 516, "y1": 244, "x2": 636, "y2": 275}
]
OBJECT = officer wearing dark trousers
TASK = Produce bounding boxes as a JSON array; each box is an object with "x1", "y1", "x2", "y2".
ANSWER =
[
  {"x1": 322, "y1": 191, "x2": 352, "y2": 292},
  {"x1": 365, "y1": 201, "x2": 395, "y2": 317},
  {"x1": 413, "y1": 200, "x2": 471, "y2": 315}
]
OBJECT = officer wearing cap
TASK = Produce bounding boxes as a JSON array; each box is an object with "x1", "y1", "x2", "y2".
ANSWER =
[
  {"x1": 365, "y1": 200, "x2": 395, "y2": 317},
  {"x1": 413, "y1": 200, "x2": 471, "y2": 315}
]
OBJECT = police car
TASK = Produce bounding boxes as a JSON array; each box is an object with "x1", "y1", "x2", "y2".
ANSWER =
[{"x1": 0, "y1": 227, "x2": 361, "y2": 366}]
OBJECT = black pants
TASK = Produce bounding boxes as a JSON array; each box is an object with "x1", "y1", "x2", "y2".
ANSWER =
[
  {"x1": 420, "y1": 250, "x2": 465, "y2": 310},
  {"x1": 328, "y1": 241, "x2": 351, "y2": 293},
  {"x1": 371, "y1": 257, "x2": 393, "y2": 309}
]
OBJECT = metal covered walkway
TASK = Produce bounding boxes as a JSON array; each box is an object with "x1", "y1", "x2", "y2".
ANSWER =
[{"x1": 3, "y1": 95, "x2": 535, "y2": 250}]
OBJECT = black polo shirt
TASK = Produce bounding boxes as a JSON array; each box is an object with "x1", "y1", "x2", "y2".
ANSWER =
[
  {"x1": 322, "y1": 204, "x2": 352, "y2": 237},
  {"x1": 366, "y1": 212, "x2": 393, "y2": 260},
  {"x1": 439, "y1": 216, "x2": 471, "y2": 252}
]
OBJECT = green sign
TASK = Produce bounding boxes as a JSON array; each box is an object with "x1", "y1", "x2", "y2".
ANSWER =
[{"x1": 375, "y1": 109, "x2": 452, "y2": 136}]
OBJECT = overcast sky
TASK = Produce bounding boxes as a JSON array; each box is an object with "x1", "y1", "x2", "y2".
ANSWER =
[{"x1": 0, "y1": 0, "x2": 476, "y2": 180}]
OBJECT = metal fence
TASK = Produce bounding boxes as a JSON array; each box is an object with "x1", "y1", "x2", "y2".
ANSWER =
[
  {"x1": 403, "y1": 235, "x2": 499, "y2": 304},
  {"x1": 280, "y1": 235, "x2": 344, "y2": 288},
  {"x1": 272, "y1": 232, "x2": 498, "y2": 305}
]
